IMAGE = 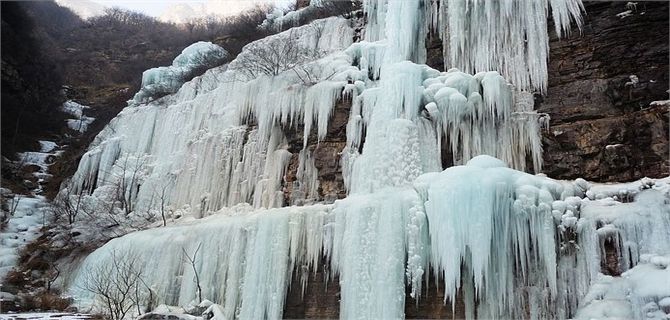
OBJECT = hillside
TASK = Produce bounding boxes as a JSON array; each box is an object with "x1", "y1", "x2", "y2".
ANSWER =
[{"x1": 0, "y1": 1, "x2": 276, "y2": 198}]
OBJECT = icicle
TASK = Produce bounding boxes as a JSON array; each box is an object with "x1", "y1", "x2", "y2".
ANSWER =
[{"x1": 66, "y1": 17, "x2": 355, "y2": 217}]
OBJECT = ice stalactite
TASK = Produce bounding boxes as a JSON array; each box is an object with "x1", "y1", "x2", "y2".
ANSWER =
[
  {"x1": 413, "y1": 155, "x2": 561, "y2": 318},
  {"x1": 66, "y1": 17, "x2": 357, "y2": 216},
  {"x1": 68, "y1": 204, "x2": 333, "y2": 319},
  {"x1": 290, "y1": 149, "x2": 320, "y2": 205},
  {"x1": 362, "y1": 0, "x2": 583, "y2": 92},
  {"x1": 326, "y1": 190, "x2": 423, "y2": 319},
  {"x1": 445, "y1": 0, "x2": 583, "y2": 92}
]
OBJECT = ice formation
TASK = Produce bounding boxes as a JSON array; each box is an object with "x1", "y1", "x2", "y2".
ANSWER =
[
  {"x1": 61, "y1": 2, "x2": 670, "y2": 320},
  {"x1": 129, "y1": 42, "x2": 228, "y2": 105},
  {"x1": 0, "y1": 195, "x2": 48, "y2": 280},
  {"x1": 68, "y1": 18, "x2": 355, "y2": 215},
  {"x1": 441, "y1": 0, "x2": 583, "y2": 92},
  {"x1": 61, "y1": 100, "x2": 95, "y2": 133}
]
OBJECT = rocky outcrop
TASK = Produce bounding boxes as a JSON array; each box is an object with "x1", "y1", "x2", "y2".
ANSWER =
[
  {"x1": 539, "y1": 1, "x2": 669, "y2": 181},
  {"x1": 283, "y1": 98, "x2": 350, "y2": 206}
]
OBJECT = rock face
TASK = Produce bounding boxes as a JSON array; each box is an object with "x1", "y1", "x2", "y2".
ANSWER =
[
  {"x1": 283, "y1": 98, "x2": 350, "y2": 206},
  {"x1": 539, "y1": 1, "x2": 669, "y2": 182}
]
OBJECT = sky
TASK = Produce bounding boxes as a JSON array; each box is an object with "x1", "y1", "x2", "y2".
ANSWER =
[
  {"x1": 90, "y1": 0, "x2": 206, "y2": 17},
  {"x1": 89, "y1": 0, "x2": 290, "y2": 17}
]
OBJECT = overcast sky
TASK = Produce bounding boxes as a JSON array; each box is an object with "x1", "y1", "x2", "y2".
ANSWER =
[
  {"x1": 90, "y1": 0, "x2": 203, "y2": 16},
  {"x1": 89, "y1": 0, "x2": 290, "y2": 17}
]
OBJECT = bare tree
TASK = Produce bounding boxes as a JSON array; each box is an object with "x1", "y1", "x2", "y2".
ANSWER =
[
  {"x1": 182, "y1": 243, "x2": 203, "y2": 303},
  {"x1": 46, "y1": 263, "x2": 60, "y2": 291},
  {"x1": 2, "y1": 195, "x2": 22, "y2": 227},
  {"x1": 52, "y1": 188, "x2": 84, "y2": 225},
  {"x1": 80, "y1": 250, "x2": 148, "y2": 320},
  {"x1": 154, "y1": 177, "x2": 174, "y2": 227},
  {"x1": 103, "y1": 155, "x2": 146, "y2": 216},
  {"x1": 231, "y1": 28, "x2": 325, "y2": 83}
]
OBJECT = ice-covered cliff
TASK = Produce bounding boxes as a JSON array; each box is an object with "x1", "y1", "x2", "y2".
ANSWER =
[{"x1": 61, "y1": 1, "x2": 670, "y2": 319}]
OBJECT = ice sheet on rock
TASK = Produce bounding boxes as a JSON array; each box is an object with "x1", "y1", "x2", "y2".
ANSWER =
[
  {"x1": 39, "y1": 141, "x2": 58, "y2": 153},
  {"x1": 68, "y1": 204, "x2": 332, "y2": 320},
  {"x1": 415, "y1": 155, "x2": 562, "y2": 318},
  {"x1": 130, "y1": 41, "x2": 228, "y2": 105},
  {"x1": 66, "y1": 153, "x2": 670, "y2": 320},
  {"x1": 67, "y1": 17, "x2": 355, "y2": 217},
  {"x1": 59, "y1": 4, "x2": 667, "y2": 320},
  {"x1": 0, "y1": 196, "x2": 48, "y2": 280},
  {"x1": 61, "y1": 100, "x2": 90, "y2": 118},
  {"x1": 61, "y1": 100, "x2": 95, "y2": 133},
  {"x1": 66, "y1": 117, "x2": 95, "y2": 133},
  {"x1": 579, "y1": 179, "x2": 670, "y2": 272},
  {"x1": 262, "y1": 0, "x2": 346, "y2": 32}
]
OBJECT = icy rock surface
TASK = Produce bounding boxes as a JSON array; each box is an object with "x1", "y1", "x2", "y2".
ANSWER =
[
  {"x1": 130, "y1": 41, "x2": 228, "y2": 105},
  {"x1": 68, "y1": 18, "x2": 355, "y2": 216},
  {"x1": 68, "y1": 157, "x2": 670, "y2": 320},
  {"x1": 61, "y1": 3, "x2": 670, "y2": 320},
  {"x1": 61, "y1": 100, "x2": 95, "y2": 133}
]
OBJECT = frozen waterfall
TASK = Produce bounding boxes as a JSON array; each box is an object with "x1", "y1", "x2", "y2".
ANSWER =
[{"x1": 62, "y1": 1, "x2": 670, "y2": 319}]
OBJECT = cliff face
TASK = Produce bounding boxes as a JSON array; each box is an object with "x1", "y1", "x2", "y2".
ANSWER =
[
  {"x1": 539, "y1": 1, "x2": 669, "y2": 181},
  {"x1": 281, "y1": 2, "x2": 669, "y2": 317}
]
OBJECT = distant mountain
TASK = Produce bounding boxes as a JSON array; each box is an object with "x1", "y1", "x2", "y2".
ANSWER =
[
  {"x1": 159, "y1": 2, "x2": 207, "y2": 24},
  {"x1": 159, "y1": 0, "x2": 291, "y2": 24}
]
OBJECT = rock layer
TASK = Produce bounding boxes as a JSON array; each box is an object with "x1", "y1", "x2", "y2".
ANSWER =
[{"x1": 539, "y1": 1, "x2": 669, "y2": 181}]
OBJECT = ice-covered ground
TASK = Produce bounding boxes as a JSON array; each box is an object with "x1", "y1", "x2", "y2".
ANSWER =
[
  {"x1": 0, "y1": 195, "x2": 47, "y2": 279},
  {"x1": 2, "y1": 137, "x2": 62, "y2": 302},
  {"x1": 0, "y1": 195, "x2": 48, "y2": 291},
  {"x1": 3, "y1": 140, "x2": 61, "y2": 280}
]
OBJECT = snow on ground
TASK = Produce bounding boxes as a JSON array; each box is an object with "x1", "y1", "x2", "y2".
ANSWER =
[
  {"x1": 0, "y1": 196, "x2": 48, "y2": 280},
  {"x1": 575, "y1": 254, "x2": 670, "y2": 320},
  {"x1": 16, "y1": 145, "x2": 59, "y2": 195},
  {"x1": 38, "y1": 142, "x2": 57, "y2": 154},
  {"x1": 0, "y1": 313, "x2": 93, "y2": 319},
  {"x1": 1, "y1": 139, "x2": 62, "y2": 302}
]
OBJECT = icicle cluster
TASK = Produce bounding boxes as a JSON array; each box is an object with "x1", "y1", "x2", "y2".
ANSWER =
[
  {"x1": 363, "y1": 0, "x2": 584, "y2": 92},
  {"x1": 68, "y1": 17, "x2": 357, "y2": 214},
  {"x1": 68, "y1": 204, "x2": 332, "y2": 319},
  {"x1": 69, "y1": 156, "x2": 670, "y2": 319}
]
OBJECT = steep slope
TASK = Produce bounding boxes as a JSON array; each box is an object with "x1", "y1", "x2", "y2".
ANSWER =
[{"x1": 1, "y1": 2, "x2": 68, "y2": 161}]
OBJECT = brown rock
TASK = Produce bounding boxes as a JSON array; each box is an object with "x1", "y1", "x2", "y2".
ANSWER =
[{"x1": 539, "y1": 2, "x2": 669, "y2": 181}]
